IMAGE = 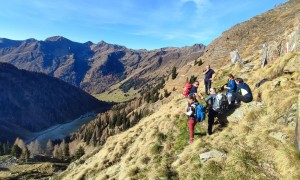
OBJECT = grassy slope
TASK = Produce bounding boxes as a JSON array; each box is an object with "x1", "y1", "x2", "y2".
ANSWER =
[{"x1": 60, "y1": 52, "x2": 300, "y2": 179}]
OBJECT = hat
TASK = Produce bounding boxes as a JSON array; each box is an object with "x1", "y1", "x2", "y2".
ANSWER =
[{"x1": 210, "y1": 87, "x2": 216, "y2": 92}]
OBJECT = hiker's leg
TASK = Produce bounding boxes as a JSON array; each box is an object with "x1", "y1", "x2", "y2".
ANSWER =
[
  {"x1": 207, "y1": 80, "x2": 212, "y2": 90},
  {"x1": 188, "y1": 119, "x2": 195, "y2": 143},
  {"x1": 208, "y1": 109, "x2": 215, "y2": 135},
  {"x1": 204, "y1": 79, "x2": 208, "y2": 94}
]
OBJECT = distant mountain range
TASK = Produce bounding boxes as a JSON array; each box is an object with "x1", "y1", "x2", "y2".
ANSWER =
[
  {"x1": 0, "y1": 62, "x2": 110, "y2": 142},
  {"x1": 0, "y1": 37, "x2": 205, "y2": 94}
]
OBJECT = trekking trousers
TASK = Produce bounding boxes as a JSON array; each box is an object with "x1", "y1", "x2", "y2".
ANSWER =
[
  {"x1": 208, "y1": 109, "x2": 218, "y2": 135},
  {"x1": 188, "y1": 118, "x2": 196, "y2": 143},
  {"x1": 204, "y1": 78, "x2": 212, "y2": 94}
]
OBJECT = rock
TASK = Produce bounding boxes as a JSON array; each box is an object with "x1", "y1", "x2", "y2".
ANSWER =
[
  {"x1": 269, "y1": 132, "x2": 288, "y2": 143},
  {"x1": 261, "y1": 44, "x2": 268, "y2": 67},
  {"x1": 199, "y1": 150, "x2": 226, "y2": 164},
  {"x1": 227, "y1": 102, "x2": 263, "y2": 122},
  {"x1": 230, "y1": 49, "x2": 244, "y2": 65},
  {"x1": 271, "y1": 80, "x2": 281, "y2": 88}
]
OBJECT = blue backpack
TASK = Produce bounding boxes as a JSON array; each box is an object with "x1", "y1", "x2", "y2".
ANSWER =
[{"x1": 195, "y1": 104, "x2": 206, "y2": 122}]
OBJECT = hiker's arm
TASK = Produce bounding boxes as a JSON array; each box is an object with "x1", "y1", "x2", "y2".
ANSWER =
[
  {"x1": 195, "y1": 93, "x2": 204, "y2": 100},
  {"x1": 210, "y1": 72, "x2": 216, "y2": 80}
]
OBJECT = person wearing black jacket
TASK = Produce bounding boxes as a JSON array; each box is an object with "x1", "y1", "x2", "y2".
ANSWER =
[{"x1": 234, "y1": 78, "x2": 253, "y2": 104}]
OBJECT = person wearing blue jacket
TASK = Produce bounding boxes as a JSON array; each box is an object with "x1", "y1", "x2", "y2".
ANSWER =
[
  {"x1": 224, "y1": 74, "x2": 237, "y2": 106},
  {"x1": 234, "y1": 78, "x2": 253, "y2": 104}
]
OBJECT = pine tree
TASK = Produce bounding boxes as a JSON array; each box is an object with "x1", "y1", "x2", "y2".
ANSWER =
[
  {"x1": 22, "y1": 146, "x2": 30, "y2": 162},
  {"x1": 164, "y1": 89, "x2": 171, "y2": 98},
  {"x1": 189, "y1": 75, "x2": 197, "y2": 84},
  {"x1": 171, "y1": 67, "x2": 177, "y2": 80},
  {"x1": 74, "y1": 146, "x2": 85, "y2": 160},
  {"x1": 0, "y1": 142, "x2": 3, "y2": 156},
  {"x1": 46, "y1": 139, "x2": 54, "y2": 156},
  {"x1": 144, "y1": 92, "x2": 151, "y2": 103},
  {"x1": 3, "y1": 142, "x2": 10, "y2": 155},
  {"x1": 10, "y1": 144, "x2": 22, "y2": 158},
  {"x1": 53, "y1": 144, "x2": 62, "y2": 159},
  {"x1": 61, "y1": 140, "x2": 70, "y2": 158}
]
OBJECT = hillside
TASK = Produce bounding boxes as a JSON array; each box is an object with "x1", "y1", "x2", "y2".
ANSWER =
[
  {"x1": 0, "y1": 37, "x2": 205, "y2": 99},
  {"x1": 57, "y1": 0, "x2": 300, "y2": 179},
  {"x1": 0, "y1": 63, "x2": 110, "y2": 143}
]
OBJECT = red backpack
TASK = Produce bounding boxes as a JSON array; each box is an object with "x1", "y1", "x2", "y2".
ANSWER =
[{"x1": 183, "y1": 83, "x2": 193, "y2": 97}]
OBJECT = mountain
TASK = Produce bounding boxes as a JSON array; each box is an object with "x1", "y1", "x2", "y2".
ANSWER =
[
  {"x1": 0, "y1": 63, "x2": 110, "y2": 143},
  {"x1": 0, "y1": 37, "x2": 205, "y2": 95},
  {"x1": 56, "y1": 0, "x2": 300, "y2": 179},
  {"x1": 201, "y1": 0, "x2": 300, "y2": 68}
]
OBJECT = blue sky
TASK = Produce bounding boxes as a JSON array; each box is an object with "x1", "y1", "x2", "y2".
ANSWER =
[{"x1": 0, "y1": 0, "x2": 287, "y2": 50}]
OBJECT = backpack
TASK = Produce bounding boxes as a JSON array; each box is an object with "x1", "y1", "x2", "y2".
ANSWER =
[
  {"x1": 183, "y1": 83, "x2": 193, "y2": 97},
  {"x1": 213, "y1": 93, "x2": 228, "y2": 114},
  {"x1": 195, "y1": 104, "x2": 206, "y2": 122}
]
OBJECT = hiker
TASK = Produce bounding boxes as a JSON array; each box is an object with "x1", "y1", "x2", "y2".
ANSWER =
[
  {"x1": 223, "y1": 74, "x2": 237, "y2": 107},
  {"x1": 205, "y1": 87, "x2": 218, "y2": 135},
  {"x1": 185, "y1": 94, "x2": 198, "y2": 144},
  {"x1": 190, "y1": 81, "x2": 204, "y2": 100},
  {"x1": 234, "y1": 78, "x2": 253, "y2": 104},
  {"x1": 203, "y1": 65, "x2": 215, "y2": 95}
]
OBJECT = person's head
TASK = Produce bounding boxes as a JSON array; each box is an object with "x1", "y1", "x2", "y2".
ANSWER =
[
  {"x1": 228, "y1": 74, "x2": 234, "y2": 80},
  {"x1": 209, "y1": 87, "x2": 216, "y2": 94},
  {"x1": 187, "y1": 94, "x2": 196, "y2": 103},
  {"x1": 193, "y1": 81, "x2": 199, "y2": 88},
  {"x1": 235, "y1": 78, "x2": 243, "y2": 84},
  {"x1": 206, "y1": 65, "x2": 211, "y2": 70}
]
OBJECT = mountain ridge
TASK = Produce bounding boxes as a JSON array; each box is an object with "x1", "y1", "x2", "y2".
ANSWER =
[{"x1": 0, "y1": 36, "x2": 205, "y2": 95}]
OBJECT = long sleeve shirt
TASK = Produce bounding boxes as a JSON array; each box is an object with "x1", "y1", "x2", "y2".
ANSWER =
[
  {"x1": 227, "y1": 79, "x2": 236, "y2": 94},
  {"x1": 186, "y1": 102, "x2": 197, "y2": 120}
]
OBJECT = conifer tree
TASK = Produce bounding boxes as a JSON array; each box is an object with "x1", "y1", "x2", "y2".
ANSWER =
[
  {"x1": 46, "y1": 139, "x2": 54, "y2": 156},
  {"x1": 0, "y1": 142, "x2": 3, "y2": 156},
  {"x1": 171, "y1": 66, "x2": 177, "y2": 79},
  {"x1": 10, "y1": 144, "x2": 22, "y2": 158},
  {"x1": 74, "y1": 146, "x2": 85, "y2": 160},
  {"x1": 22, "y1": 146, "x2": 30, "y2": 162}
]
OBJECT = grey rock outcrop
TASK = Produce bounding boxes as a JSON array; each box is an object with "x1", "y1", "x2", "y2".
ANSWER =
[
  {"x1": 230, "y1": 49, "x2": 244, "y2": 65},
  {"x1": 227, "y1": 102, "x2": 264, "y2": 123},
  {"x1": 199, "y1": 150, "x2": 226, "y2": 164},
  {"x1": 269, "y1": 132, "x2": 288, "y2": 143}
]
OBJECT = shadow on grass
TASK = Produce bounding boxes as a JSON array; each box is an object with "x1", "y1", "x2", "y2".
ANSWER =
[
  {"x1": 213, "y1": 104, "x2": 239, "y2": 133},
  {"x1": 0, "y1": 167, "x2": 9, "y2": 171},
  {"x1": 194, "y1": 132, "x2": 207, "y2": 137}
]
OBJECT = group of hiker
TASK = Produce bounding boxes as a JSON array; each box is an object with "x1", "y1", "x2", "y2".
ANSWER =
[{"x1": 184, "y1": 65, "x2": 253, "y2": 144}]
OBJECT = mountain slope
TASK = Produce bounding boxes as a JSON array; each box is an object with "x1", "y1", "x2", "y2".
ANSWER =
[
  {"x1": 58, "y1": 0, "x2": 300, "y2": 179},
  {"x1": 0, "y1": 37, "x2": 205, "y2": 95},
  {"x1": 0, "y1": 63, "x2": 110, "y2": 142},
  {"x1": 200, "y1": 0, "x2": 300, "y2": 69}
]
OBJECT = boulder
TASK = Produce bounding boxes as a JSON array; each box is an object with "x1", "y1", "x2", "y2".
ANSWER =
[
  {"x1": 230, "y1": 49, "x2": 244, "y2": 65},
  {"x1": 199, "y1": 150, "x2": 226, "y2": 164},
  {"x1": 269, "y1": 132, "x2": 288, "y2": 143},
  {"x1": 227, "y1": 102, "x2": 263, "y2": 123}
]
